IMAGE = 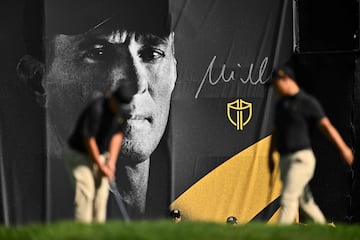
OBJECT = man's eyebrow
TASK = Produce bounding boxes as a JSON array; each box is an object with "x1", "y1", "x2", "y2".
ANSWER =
[
  {"x1": 136, "y1": 33, "x2": 168, "y2": 46},
  {"x1": 77, "y1": 32, "x2": 168, "y2": 49},
  {"x1": 77, "y1": 37, "x2": 112, "y2": 49}
]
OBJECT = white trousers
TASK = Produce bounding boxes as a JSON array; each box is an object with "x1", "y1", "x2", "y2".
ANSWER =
[
  {"x1": 67, "y1": 151, "x2": 109, "y2": 223},
  {"x1": 278, "y1": 149, "x2": 326, "y2": 224}
]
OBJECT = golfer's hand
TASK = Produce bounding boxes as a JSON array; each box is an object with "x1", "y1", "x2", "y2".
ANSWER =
[
  {"x1": 340, "y1": 146, "x2": 354, "y2": 166},
  {"x1": 106, "y1": 162, "x2": 116, "y2": 181},
  {"x1": 100, "y1": 164, "x2": 115, "y2": 181}
]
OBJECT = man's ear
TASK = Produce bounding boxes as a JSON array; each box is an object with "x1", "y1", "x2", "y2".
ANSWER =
[
  {"x1": 168, "y1": 32, "x2": 177, "y2": 92},
  {"x1": 169, "y1": 32, "x2": 177, "y2": 65},
  {"x1": 17, "y1": 55, "x2": 47, "y2": 106}
]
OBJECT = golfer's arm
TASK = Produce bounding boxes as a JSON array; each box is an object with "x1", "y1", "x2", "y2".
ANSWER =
[
  {"x1": 318, "y1": 117, "x2": 354, "y2": 166},
  {"x1": 318, "y1": 117, "x2": 349, "y2": 153},
  {"x1": 84, "y1": 137, "x2": 102, "y2": 166},
  {"x1": 107, "y1": 132, "x2": 123, "y2": 169}
]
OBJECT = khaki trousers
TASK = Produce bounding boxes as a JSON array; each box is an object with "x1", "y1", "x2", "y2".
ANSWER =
[
  {"x1": 278, "y1": 149, "x2": 326, "y2": 224},
  {"x1": 67, "y1": 151, "x2": 109, "y2": 223}
]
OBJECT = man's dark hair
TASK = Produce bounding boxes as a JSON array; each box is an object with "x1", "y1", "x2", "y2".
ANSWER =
[
  {"x1": 272, "y1": 64, "x2": 296, "y2": 81},
  {"x1": 268, "y1": 55, "x2": 298, "y2": 85},
  {"x1": 23, "y1": 0, "x2": 171, "y2": 63},
  {"x1": 45, "y1": 0, "x2": 171, "y2": 38}
]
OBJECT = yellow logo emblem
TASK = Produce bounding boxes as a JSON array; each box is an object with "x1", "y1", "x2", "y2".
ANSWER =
[{"x1": 227, "y1": 99, "x2": 252, "y2": 130}]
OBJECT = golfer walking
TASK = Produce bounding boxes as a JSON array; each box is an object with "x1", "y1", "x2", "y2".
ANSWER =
[{"x1": 268, "y1": 60, "x2": 354, "y2": 224}]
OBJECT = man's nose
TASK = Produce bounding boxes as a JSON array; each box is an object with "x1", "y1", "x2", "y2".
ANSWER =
[{"x1": 111, "y1": 48, "x2": 146, "y2": 95}]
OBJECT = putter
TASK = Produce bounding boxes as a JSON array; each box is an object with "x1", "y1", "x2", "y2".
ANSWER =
[{"x1": 109, "y1": 180, "x2": 131, "y2": 222}]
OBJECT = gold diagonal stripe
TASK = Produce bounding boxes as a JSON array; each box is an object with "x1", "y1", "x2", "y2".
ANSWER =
[{"x1": 171, "y1": 135, "x2": 282, "y2": 223}]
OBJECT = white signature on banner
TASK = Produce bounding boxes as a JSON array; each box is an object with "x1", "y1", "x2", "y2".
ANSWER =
[{"x1": 195, "y1": 56, "x2": 270, "y2": 99}]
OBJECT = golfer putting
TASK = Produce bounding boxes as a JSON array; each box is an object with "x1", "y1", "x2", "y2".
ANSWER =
[{"x1": 67, "y1": 80, "x2": 137, "y2": 223}]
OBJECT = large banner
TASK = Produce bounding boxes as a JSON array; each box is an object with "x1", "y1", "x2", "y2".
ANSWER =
[
  {"x1": 1, "y1": 0, "x2": 294, "y2": 224},
  {"x1": 169, "y1": 0, "x2": 293, "y2": 223}
]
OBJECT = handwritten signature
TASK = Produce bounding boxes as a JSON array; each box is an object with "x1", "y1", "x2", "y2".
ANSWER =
[{"x1": 195, "y1": 56, "x2": 270, "y2": 99}]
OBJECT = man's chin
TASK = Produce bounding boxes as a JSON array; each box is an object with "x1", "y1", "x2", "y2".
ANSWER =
[
  {"x1": 120, "y1": 142, "x2": 156, "y2": 164},
  {"x1": 121, "y1": 124, "x2": 166, "y2": 164}
]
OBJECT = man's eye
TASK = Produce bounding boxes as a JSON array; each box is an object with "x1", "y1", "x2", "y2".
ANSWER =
[
  {"x1": 83, "y1": 44, "x2": 109, "y2": 62},
  {"x1": 139, "y1": 48, "x2": 165, "y2": 62}
]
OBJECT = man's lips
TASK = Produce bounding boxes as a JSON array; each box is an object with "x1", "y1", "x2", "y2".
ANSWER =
[{"x1": 128, "y1": 114, "x2": 152, "y2": 123}]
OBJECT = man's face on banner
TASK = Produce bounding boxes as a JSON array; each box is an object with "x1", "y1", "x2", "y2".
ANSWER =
[{"x1": 44, "y1": 28, "x2": 177, "y2": 162}]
